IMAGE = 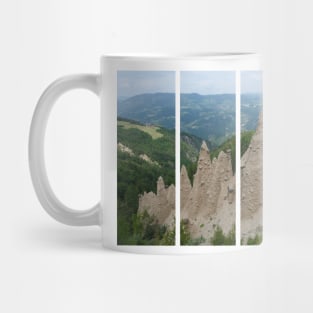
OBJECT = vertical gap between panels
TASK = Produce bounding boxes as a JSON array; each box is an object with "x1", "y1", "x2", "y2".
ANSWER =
[
  {"x1": 175, "y1": 71, "x2": 181, "y2": 246},
  {"x1": 235, "y1": 71, "x2": 241, "y2": 246}
]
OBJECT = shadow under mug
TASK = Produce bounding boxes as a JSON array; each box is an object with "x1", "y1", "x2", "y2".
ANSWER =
[{"x1": 29, "y1": 53, "x2": 263, "y2": 254}]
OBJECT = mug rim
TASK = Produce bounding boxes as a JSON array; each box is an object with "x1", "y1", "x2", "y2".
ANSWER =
[{"x1": 102, "y1": 52, "x2": 260, "y2": 60}]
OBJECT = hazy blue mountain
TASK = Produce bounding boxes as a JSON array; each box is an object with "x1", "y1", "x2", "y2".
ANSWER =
[
  {"x1": 180, "y1": 93, "x2": 235, "y2": 147},
  {"x1": 118, "y1": 92, "x2": 261, "y2": 147},
  {"x1": 241, "y1": 93, "x2": 262, "y2": 131},
  {"x1": 118, "y1": 93, "x2": 175, "y2": 129}
]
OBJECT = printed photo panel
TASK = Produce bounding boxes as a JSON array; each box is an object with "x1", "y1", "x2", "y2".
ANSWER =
[
  {"x1": 240, "y1": 71, "x2": 263, "y2": 245},
  {"x1": 116, "y1": 70, "x2": 263, "y2": 247},
  {"x1": 117, "y1": 71, "x2": 176, "y2": 245},
  {"x1": 180, "y1": 71, "x2": 236, "y2": 245}
]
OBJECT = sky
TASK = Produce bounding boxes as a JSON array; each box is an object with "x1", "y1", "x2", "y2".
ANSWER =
[
  {"x1": 180, "y1": 71, "x2": 236, "y2": 94},
  {"x1": 117, "y1": 71, "x2": 175, "y2": 98},
  {"x1": 117, "y1": 70, "x2": 262, "y2": 98},
  {"x1": 241, "y1": 71, "x2": 262, "y2": 94}
]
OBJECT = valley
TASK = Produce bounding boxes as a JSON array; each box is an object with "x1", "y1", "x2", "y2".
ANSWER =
[{"x1": 118, "y1": 92, "x2": 261, "y2": 147}]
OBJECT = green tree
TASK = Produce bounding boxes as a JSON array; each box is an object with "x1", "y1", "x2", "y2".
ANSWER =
[{"x1": 211, "y1": 225, "x2": 235, "y2": 245}]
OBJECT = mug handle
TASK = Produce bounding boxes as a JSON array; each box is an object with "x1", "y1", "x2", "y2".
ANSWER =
[{"x1": 29, "y1": 74, "x2": 101, "y2": 226}]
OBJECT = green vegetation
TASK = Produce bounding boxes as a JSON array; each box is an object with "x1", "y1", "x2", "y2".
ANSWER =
[
  {"x1": 118, "y1": 93, "x2": 261, "y2": 146},
  {"x1": 180, "y1": 93, "x2": 236, "y2": 147},
  {"x1": 118, "y1": 120, "x2": 163, "y2": 139},
  {"x1": 184, "y1": 162, "x2": 198, "y2": 185},
  {"x1": 211, "y1": 131, "x2": 254, "y2": 173},
  {"x1": 117, "y1": 116, "x2": 255, "y2": 245},
  {"x1": 181, "y1": 220, "x2": 236, "y2": 246},
  {"x1": 180, "y1": 132, "x2": 208, "y2": 162},
  {"x1": 119, "y1": 210, "x2": 175, "y2": 245},
  {"x1": 210, "y1": 225, "x2": 236, "y2": 245},
  {"x1": 180, "y1": 219, "x2": 205, "y2": 245},
  {"x1": 246, "y1": 234, "x2": 262, "y2": 245},
  {"x1": 180, "y1": 219, "x2": 191, "y2": 245},
  {"x1": 118, "y1": 93, "x2": 175, "y2": 129},
  {"x1": 241, "y1": 130, "x2": 254, "y2": 157},
  {"x1": 117, "y1": 118, "x2": 175, "y2": 245},
  {"x1": 118, "y1": 119, "x2": 175, "y2": 188},
  {"x1": 211, "y1": 135, "x2": 236, "y2": 172},
  {"x1": 182, "y1": 130, "x2": 255, "y2": 180},
  {"x1": 160, "y1": 226, "x2": 175, "y2": 245},
  {"x1": 180, "y1": 132, "x2": 209, "y2": 184}
]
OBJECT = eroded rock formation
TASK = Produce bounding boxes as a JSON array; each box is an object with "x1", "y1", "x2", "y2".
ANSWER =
[
  {"x1": 241, "y1": 113, "x2": 263, "y2": 244},
  {"x1": 136, "y1": 114, "x2": 262, "y2": 245},
  {"x1": 138, "y1": 177, "x2": 175, "y2": 228},
  {"x1": 118, "y1": 142, "x2": 159, "y2": 166},
  {"x1": 181, "y1": 142, "x2": 236, "y2": 243}
]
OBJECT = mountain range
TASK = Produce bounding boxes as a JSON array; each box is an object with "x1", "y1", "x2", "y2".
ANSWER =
[{"x1": 118, "y1": 92, "x2": 262, "y2": 147}]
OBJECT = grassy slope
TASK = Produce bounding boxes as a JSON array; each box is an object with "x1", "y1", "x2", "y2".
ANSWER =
[{"x1": 118, "y1": 120, "x2": 163, "y2": 140}]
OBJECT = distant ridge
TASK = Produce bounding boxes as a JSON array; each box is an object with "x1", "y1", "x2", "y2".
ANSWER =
[{"x1": 118, "y1": 92, "x2": 261, "y2": 147}]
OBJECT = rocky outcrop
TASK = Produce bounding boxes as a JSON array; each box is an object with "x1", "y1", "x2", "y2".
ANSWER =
[
  {"x1": 241, "y1": 113, "x2": 263, "y2": 244},
  {"x1": 139, "y1": 154, "x2": 159, "y2": 167},
  {"x1": 118, "y1": 142, "x2": 134, "y2": 156},
  {"x1": 180, "y1": 165, "x2": 192, "y2": 209},
  {"x1": 138, "y1": 177, "x2": 175, "y2": 228},
  {"x1": 181, "y1": 142, "x2": 235, "y2": 243},
  {"x1": 118, "y1": 142, "x2": 159, "y2": 166},
  {"x1": 135, "y1": 113, "x2": 262, "y2": 245}
]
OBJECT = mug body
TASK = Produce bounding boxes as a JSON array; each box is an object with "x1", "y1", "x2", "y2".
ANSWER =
[{"x1": 100, "y1": 54, "x2": 262, "y2": 254}]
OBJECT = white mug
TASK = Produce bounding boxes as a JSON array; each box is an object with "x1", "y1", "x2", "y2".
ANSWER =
[{"x1": 29, "y1": 53, "x2": 263, "y2": 254}]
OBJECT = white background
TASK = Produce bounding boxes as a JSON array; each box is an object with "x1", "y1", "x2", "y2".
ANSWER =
[{"x1": 1, "y1": 0, "x2": 313, "y2": 312}]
